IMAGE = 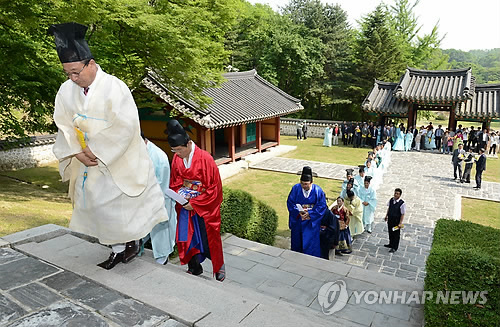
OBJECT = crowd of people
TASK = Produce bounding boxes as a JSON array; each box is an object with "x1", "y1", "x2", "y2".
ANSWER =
[
  {"x1": 322, "y1": 121, "x2": 498, "y2": 158},
  {"x1": 49, "y1": 23, "x2": 225, "y2": 281},
  {"x1": 287, "y1": 140, "x2": 405, "y2": 259}
]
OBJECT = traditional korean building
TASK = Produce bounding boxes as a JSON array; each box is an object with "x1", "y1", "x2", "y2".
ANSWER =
[
  {"x1": 362, "y1": 67, "x2": 500, "y2": 130},
  {"x1": 134, "y1": 69, "x2": 303, "y2": 164}
]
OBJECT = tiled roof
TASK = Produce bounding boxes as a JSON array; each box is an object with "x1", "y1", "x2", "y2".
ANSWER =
[
  {"x1": 362, "y1": 80, "x2": 409, "y2": 115},
  {"x1": 141, "y1": 70, "x2": 303, "y2": 129},
  {"x1": 456, "y1": 84, "x2": 500, "y2": 119},
  {"x1": 394, "y1": 68, "x2": 475, "y2": 103}
]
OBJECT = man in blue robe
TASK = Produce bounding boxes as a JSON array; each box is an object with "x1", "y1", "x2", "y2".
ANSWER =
[
  {"x1": 287, "y1": 166, "x2": 327, "y2": 258},
  {"x1": 139, "y1": 135, "x2": 178, "y2": 264},
  {"x1": 358, "y1": 176, "x2": 377, "y2": 233}
]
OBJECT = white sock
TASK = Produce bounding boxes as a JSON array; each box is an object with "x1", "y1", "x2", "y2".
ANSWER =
[{"x1": 111, "y1": 244, "x2": 126, "y2": 253}]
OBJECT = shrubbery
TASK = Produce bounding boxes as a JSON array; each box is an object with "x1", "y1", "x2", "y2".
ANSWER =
[
  {"x1": 424, "y1": 219, "x2": 500, "y2": 327},
  {"x1": 220, "y1": 187, "x2": 278, "y2": 245}
]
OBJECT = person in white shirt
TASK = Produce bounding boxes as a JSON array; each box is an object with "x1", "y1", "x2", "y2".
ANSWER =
[{"x1": 489, "y1": 132, "x2": 498, "y2": 155}]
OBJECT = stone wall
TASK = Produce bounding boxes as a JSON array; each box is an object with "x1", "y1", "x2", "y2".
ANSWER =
[
  {"x1": 0, "y1": 135, "x2": 58, "y2": 171},
  {"x1": 280, "y1": 118, "x2": 357, "y2": 138}
]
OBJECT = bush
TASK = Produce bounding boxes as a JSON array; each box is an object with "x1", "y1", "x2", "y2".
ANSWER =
[
  {"x1": 220, "y1": 187, "x2": 278, "y2": 245},
  {"x1": 424, "y1": 219, "x2": 500, "y2": 327}
]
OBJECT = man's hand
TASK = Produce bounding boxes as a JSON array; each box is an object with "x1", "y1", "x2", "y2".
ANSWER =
[
  {"x1": 75, "y1": 152, "x2": 97, "y2": 167},
  {"x1": 363, "y1": 201, "x2": 369, "y2": 206},
  {"x1": 82, "y1": 146, "x2": 97, "y2": 160},
  {"x1": 300, "y1": 211, "x2": 310, "y2": 221},
  {"x1": 384, "y1": 216, "x2": 388, "y2": 222},
  {"x1": 183, "y1": 202, "x2": 194, "y2": 211}
]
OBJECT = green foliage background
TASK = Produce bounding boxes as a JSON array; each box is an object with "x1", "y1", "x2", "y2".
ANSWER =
[{"x1": 0, "y1": 0, "x2": 497, "y2": 138}]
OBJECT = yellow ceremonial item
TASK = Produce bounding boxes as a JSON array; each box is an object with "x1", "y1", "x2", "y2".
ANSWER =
[
  {"x1": 392, "y1": 224, "x2": 404, "y2": 231},
  {"x1": 75, "y1": 128, "x2": 86, "y2": 148}
]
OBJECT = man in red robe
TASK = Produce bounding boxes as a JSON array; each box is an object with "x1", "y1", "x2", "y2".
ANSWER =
[{"x1": 167, "y1": 119, "x2": 225, "y2": 281}]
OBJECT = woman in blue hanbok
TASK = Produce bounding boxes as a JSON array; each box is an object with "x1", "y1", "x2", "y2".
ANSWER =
[
  {"x1": 424, "y1": 128, "x2": 436, "y2": 149},
  {"x1": 376, "y1": 126, "x2": 382, "y2": 145},
  {"x1": 323, "y1": 126, "x2": 333, "y2": 147},
  {"x1": 404, "y1": 130, "x2": 414, "y2": 151},
  {"x1": 358, "y1": 176, "x2": 377, "y2": 233},
  {"x1": 392, "y1": 125, "x2": 405, "y2": 151}
]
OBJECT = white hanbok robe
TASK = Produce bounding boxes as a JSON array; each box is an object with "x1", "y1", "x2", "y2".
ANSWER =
[{"x1": 52, "y1": 66, "x2": 168, "y2": 245}]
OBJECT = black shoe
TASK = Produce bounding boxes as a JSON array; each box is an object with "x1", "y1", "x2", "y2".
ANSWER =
[
  {"x1": 187, "y1": 255, "x2": 203, "y2": 276},
  {"x1": 460, "y1": 180, "x2": 464, "y2": 183},
  {"x1": 465, "y1": 181, "x2": 470, "y2": 183},
  {"x1": 389, "y1": 248, "x2": 396, "y2": 253},
  {"x1": 334, "y1": 250, "x2": 343, "y2": 256},
  {"x1": 383, "y1": 244, "x2": 391, "y2": 248},
  {"x1": 98, "y1": 252, "x2": 124, "y2": 270},
  {"x1": 122, "y1": 240, "x2": 140, "y2": 263}
]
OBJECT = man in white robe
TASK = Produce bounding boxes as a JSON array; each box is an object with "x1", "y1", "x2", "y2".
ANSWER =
[{"x1": 49, "y1": 23, "x2": 168, "y2": 270}]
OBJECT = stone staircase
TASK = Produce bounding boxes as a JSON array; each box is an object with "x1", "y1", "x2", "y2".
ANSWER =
[{"x1": 3, "y1": 225, "x2": 424, "y2": 327}]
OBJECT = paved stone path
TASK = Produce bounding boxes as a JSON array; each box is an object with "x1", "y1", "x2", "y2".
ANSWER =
[
  {"x1": 0, "y1": 247, "x2": 180, "y2": 327},
  {"x1": 250, "y1": 151, "x2": 500, "y2": 283}
]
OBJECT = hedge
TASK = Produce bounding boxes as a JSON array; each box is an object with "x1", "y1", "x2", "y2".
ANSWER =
[
  {"x1": 424, "y1": 219, "x2": 500, "y2": 327},
  {"x1": 220, "y1": 187, "x2": 278, "y2": 245}
]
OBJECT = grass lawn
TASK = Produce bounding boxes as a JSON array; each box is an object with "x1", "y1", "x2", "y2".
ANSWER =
[
  {"x1": 280, "y1": 135, "x2": 369, "y2": 165},
  {"x1": 461, "y1": 197, "x2": 500, "y2": 229},
  {"x1": 472, "y1": 156, "x2": 500, "y2": 183},
  {"x1": 0, "y1": 163, "x2": 71, "y2": 237},
  {"x1": 223, "y1": 169, "x2": 342, "y2": 237}
]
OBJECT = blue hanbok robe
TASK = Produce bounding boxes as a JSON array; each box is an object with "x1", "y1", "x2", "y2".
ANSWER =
[
  {"x1": 323, "y1": 127, "x2": 332, "y2": 147},
  {"x1": 358, "y1": 186, "x2": 377, "y2": 226},
  {"x1": 376, "y1": 127, "x2": 382, "y2": 145},
  {"x1": 340, "y1": 178, "x2": 359, "y2": 198},
  {"x1": 392, "y1": 128, "x2": 405, "y2": 151},
  {"x1": 140, "y1": 141, "x2": 178, "y2": 261},
  {"x1": 287, "y1": 184, "x2": 327, "y2": 258},
  {"x1": 354, "y1": 175, "x2": 364, "y2": 190},
  {"x1": 404, "y1": 132, "x2": 413, "y2": 151},
  {"x1": 424, "y1": 130, "x2": 436, "y2": 149}
]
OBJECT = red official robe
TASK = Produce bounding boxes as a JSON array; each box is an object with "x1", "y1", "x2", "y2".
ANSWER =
[{"x1": 170, "y1": 145, "x2": 224, "y2": 274}]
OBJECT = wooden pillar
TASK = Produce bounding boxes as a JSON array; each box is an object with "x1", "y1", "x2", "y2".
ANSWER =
[
  {"x1": 199, "y1": 127, "x2": 206, "y2": 151},
  {"x1": 256, "y1": 121, "x2": 262, "y2": 152},
  {"x1": 239, "y1": 125, "x2": 245, "y2": 147},
  {"x1": 448, "y1": 107, "x2": 456, "y2": 131},
  {"x1": 275, "y1": 117, "x2": 281, "y2": 144},
  {"x1": 210, "y1": 129, "x2": 215, "y2": 155},
  {"x1": 407, "y1": 104, "x2": 415, "y2": 130},
  {"x1": 228, "y1": 126, "x2": 235, "y2": 162}
]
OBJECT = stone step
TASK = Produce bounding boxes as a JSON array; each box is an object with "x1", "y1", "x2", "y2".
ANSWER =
[
  {"x1": 140, "y1": 234, "x2": 424, "y2": 327},
  {"x1": 13, "y1": 233, "x2": 345, "y2": 327},
  {"x1": 6, "y1": 225, "x2": 424, "y2": 326}
]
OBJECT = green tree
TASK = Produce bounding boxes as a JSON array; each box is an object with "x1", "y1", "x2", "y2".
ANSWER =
[
  {"x1": 0, "y1": 1, "x2": 63, "y2": 137},
  {"x1": 282, "y1": 0, "x2": 354, "y2": 119},
  {"x1": 1, "y1": 0, "x2": 238, "y2": 138},
  {"x1": 226, "y1": 1, "x2": 325, "y2": 111},
  {"x1": 352, "y1": 4, "x2": 406, "y2": 107},
  {"x1": 389, "y1": 0, "x2": 444, "y2": 68}
]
